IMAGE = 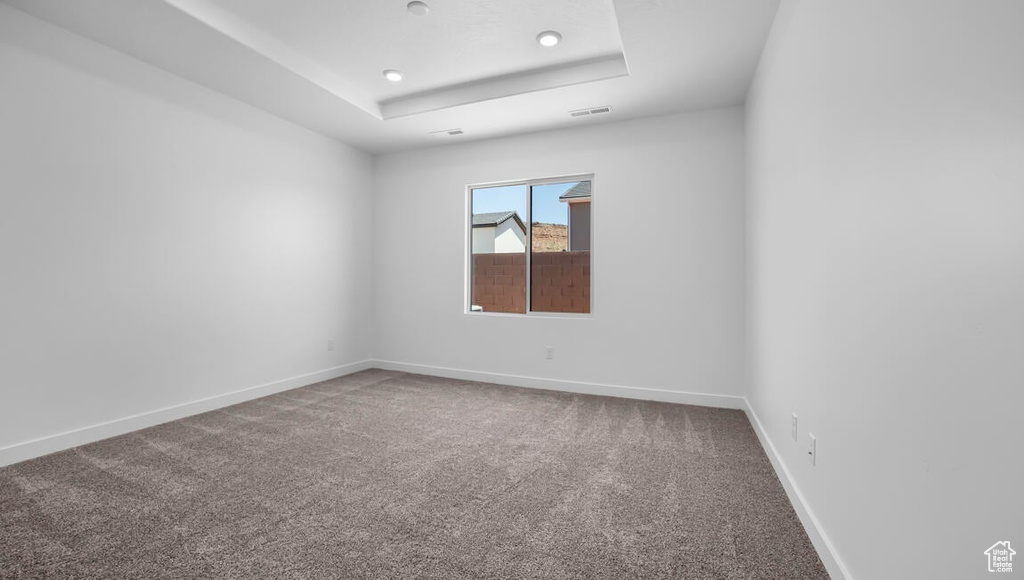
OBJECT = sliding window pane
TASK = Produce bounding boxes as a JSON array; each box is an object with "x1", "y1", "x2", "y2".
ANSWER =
[
  {"x1": 530, "y1": 181, "x2": 591, "y2": 313},
  {"x1": 470, "y1": 184, "x2": 527, "y2": 313}
]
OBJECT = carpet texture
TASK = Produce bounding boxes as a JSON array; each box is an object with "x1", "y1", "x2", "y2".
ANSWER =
[{"x1": 0, "y1": 370, "x2": 828, "y2": 578}]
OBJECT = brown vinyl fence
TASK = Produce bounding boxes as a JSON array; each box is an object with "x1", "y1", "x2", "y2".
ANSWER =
[{"x1": 471, "y1": 251, "x2": 590, "y2": 314}]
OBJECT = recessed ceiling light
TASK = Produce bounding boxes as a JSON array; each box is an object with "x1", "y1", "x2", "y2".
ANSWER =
[
  {"x1": 536, "y1": 30, "x2": 562, "y2": 47},
  {"x1": 383, "y1": 69, "x2": 403, "y2": 82},
  {"x1": 407, "y1": 1, "x2": 429, "y2": 16}
]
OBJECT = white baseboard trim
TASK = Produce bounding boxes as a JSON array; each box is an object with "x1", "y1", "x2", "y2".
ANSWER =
[
  {"x1": 0, "y1": 360, "x2": 374, "y2": 468},
  {"x1": 1, "y1": 358, "x2": 847, "y2": 579},
  {"x1": 379, "y1": 361, "x2": 845, "y2": 576},
  {"x1": 743, "y1": 397, "x2": 852, "y2": 580},
  {"x1": 373, "y1": 360, "x2": 746, "y2": 410}
]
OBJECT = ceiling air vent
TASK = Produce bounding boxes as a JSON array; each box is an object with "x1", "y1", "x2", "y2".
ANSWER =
[
  {"x1": 429, "y1": 128, "x2": 464, "y2": 136},
  {"x1": 569, "y1": 105, "x2": 612, "y2": 118}
]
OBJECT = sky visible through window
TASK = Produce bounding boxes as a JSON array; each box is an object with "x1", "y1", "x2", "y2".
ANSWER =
[{"x1": 472, "y1": 182, "x2": 577, "y2": 225}]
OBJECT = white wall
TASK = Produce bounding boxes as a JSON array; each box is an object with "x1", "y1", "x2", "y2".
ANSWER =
[
  {"x1": 471, "y1": 222, "x2": 526, "y2": 254},
  {"x1": 0, "y1": 6, "x2": 374, "y2": 462},
  {"x1": 373, "y1": 109, "x2": 746, "y2": 402},
  {"x1": 493, "y1": 219, "x2": 526, "y2": 254},
  {"x1": 471, "y1": 226, "x2": 495, "y2": 254},
  {"x1": 746, "y1": 1, "x2": 1024, "y2": 578}
]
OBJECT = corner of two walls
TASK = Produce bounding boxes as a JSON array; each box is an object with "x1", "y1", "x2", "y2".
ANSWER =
[
  {"x1": 2, "y1": 4, "x2": 751, "y2": 464},
  {"x1": 744, "y1": 1, "x2": 1024, "y2": 579},
  {"x1": 369, "y1": 108, "x2": 749, "y2": 408},
  {"x1": 0, "y1": 6, "x2": 376, "y2": 466}
]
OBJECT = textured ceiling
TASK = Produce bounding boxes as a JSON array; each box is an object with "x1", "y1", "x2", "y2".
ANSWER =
[
  {"x1": 209, "y1": 0, "x2": 626, "y2": 101},
  {"x1": 2, "y1": 0, "x2": 780, "y2": 153}
]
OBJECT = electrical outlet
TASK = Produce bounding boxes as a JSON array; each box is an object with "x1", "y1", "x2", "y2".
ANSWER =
[
  {"x1": 327, "y1": 339, "x2": 334, "y2": 351},
  {"x1": 807, "y1": 433, "x2": 816, "y2": 466},
  {"x1": 545, "y1": 346, "x2": 555, "y2": 360},
  {"x1": 791, "y1": 413, "x2": 798, "y2": 441}
]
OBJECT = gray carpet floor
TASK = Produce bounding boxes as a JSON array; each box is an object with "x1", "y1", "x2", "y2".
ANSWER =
[{"x1": 0, "y1": 370, "x2": 828, "y2": 579}]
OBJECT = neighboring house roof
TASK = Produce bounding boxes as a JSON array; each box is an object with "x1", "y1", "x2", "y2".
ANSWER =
[
  {"x1": 472, "y1": 210, "x2": 526, "y2": 232},
  {"x1": 559, "y1": 181, "x2": 591, "y2": 201}
]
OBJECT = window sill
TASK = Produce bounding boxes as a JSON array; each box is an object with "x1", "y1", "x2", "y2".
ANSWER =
[{"x1": 464, "y1": 311, "x2": 593, "y2": 320}]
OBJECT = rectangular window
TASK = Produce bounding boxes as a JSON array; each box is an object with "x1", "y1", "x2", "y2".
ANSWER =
[{"x1": 469, "y1": 176, "x2": 592, "y2": 315}]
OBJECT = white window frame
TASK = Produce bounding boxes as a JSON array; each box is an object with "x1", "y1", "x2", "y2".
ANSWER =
[{"x1": 464, "y1": 173, "x2": 595, "y2": 318}]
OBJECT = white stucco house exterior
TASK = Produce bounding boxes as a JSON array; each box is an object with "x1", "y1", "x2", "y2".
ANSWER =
[{"x1": 472, "y1": 211, "x2": 526, "y2": 254}]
